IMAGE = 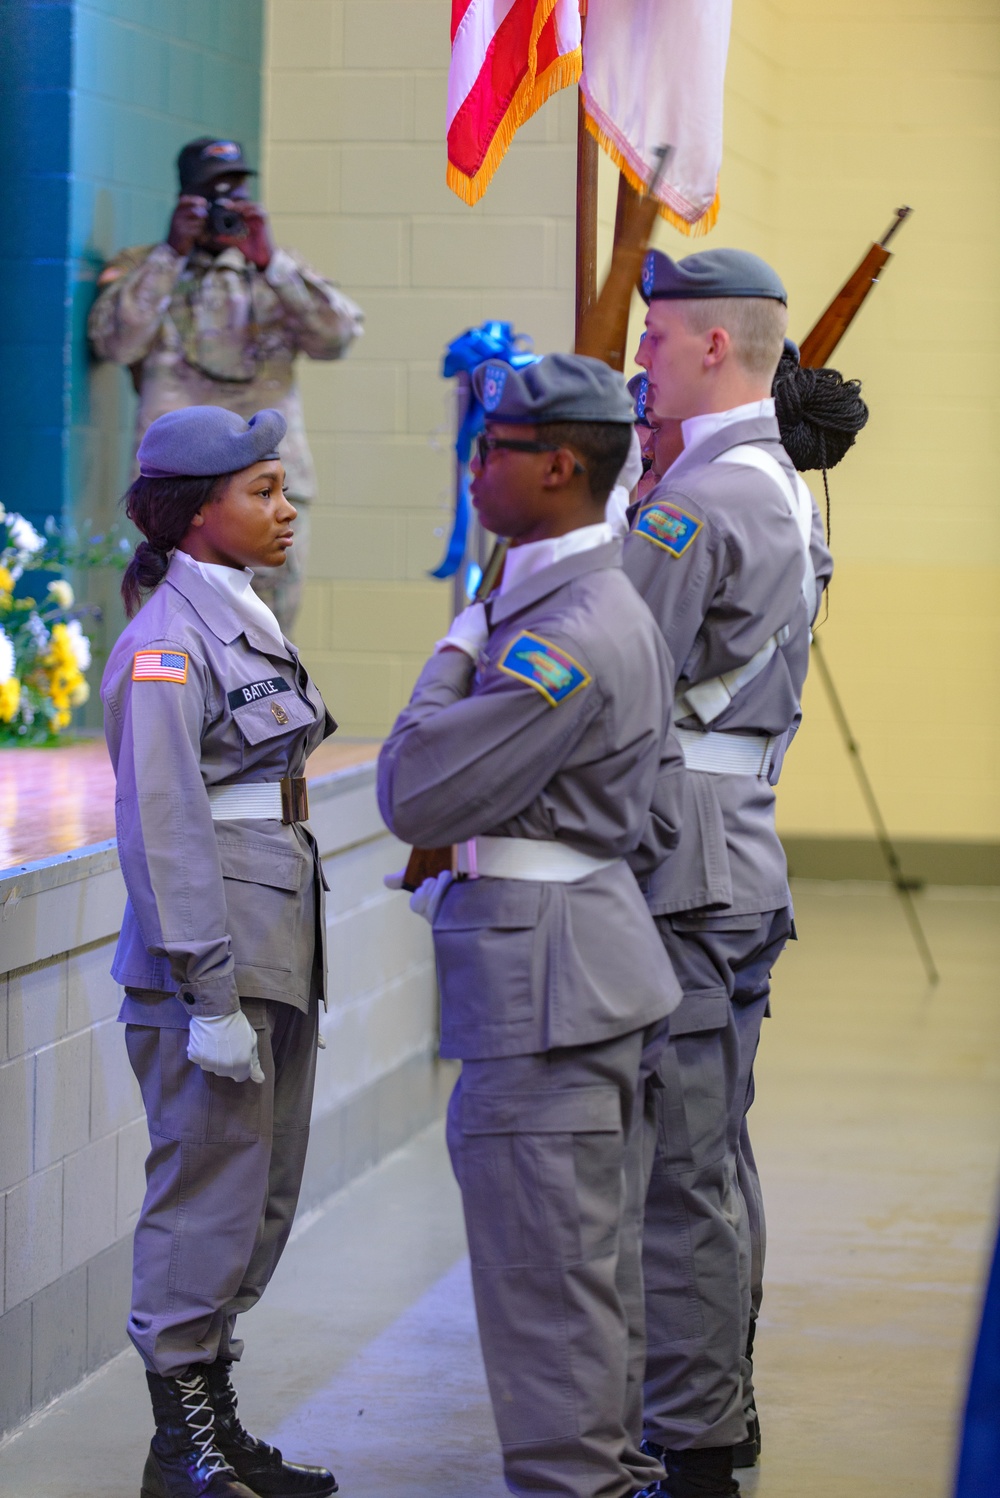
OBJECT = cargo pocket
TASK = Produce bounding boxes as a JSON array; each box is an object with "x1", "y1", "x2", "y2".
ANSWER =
[
  {"x1": 131, "y1": 1026, "x2": 265, "y2": 1144},
  {"x1": 655, "y1": 993, "x2": 737, "y2": 1172},
  {"x1": 456, "y1": 1085, "x2": 623, "y2": 1269},
  {"x1": 230, "y1": 688, "x2": 316, "y2": 746},
  {"x1": 433, "y1": 879, "x2": 543, "y2": 1030},
  {"x1": 217, "y1": 835, "x2": 307, "y2": 976}
]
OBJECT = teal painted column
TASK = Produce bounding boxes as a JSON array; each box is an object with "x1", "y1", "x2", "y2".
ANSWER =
[{"x1": 66, "y1": 0, "x2": 264, "y2": 682}]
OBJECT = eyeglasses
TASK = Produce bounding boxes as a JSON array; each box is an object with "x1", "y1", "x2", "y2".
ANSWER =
[{"x1": 474, "y1": 434, "x2": 586, "y2": 475}]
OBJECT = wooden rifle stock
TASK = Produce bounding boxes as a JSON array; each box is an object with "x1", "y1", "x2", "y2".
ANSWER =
[
  {"x1": 574, "y1": 146, "x2": 672, "y2": 372},
  {"x1": 400, "y1": 539, "x2": 510, "y2": 892},
  {"x1": 799, "y1": 205, "x2": 912, "y2": 368}
]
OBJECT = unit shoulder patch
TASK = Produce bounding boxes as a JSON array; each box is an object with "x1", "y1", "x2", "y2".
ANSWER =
[
  {"x1": 497, "y1": 631, "x2": 591, "y2": 707},
  {"x1": 132, "y1": 649, "x2": 188, "y2": 684},
  {"x1": 635, "y1": 502, "x2": 702, "y2": 557}
]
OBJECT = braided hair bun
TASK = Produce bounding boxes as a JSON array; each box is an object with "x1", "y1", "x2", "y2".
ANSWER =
[{"x1": 773, "y1": 347, "x2": 869, "y2": 473}]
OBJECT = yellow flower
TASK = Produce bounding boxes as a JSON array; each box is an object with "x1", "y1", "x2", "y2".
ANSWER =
[
  {"x1": 0, "y1": 567, "x2": 14, "y2": 595},
  {"x1": 42, "y1": 623, "x2": 87, "y2": 732},
  {"x1": 0, "y1": 677, "x2": 20, "y2": 723}
]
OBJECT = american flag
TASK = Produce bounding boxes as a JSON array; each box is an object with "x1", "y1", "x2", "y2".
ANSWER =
[
  {"x1": 447, "y1": 0, "x2": 582, "y2": 206},
  {"x1": 132, "y1": 650, "x2": 188, "y2": 684}
]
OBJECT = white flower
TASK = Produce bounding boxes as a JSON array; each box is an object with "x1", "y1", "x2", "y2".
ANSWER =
[
  {"x1": 65, "y1": 619, "x2": 91, "y2": 671},
  {"x1": 8, "y1": 515, "x2": 44, "y2": 555},
  {"x1": 0, "y1": 627, "x2": 14, "y2": 684},
  {"x1": 47, "y1": 579, "x2": 74, "y2": 609},
  {"x1": 0, "y1": 502, "x2": 6, "y2": 522},
  {"x1": 27, "y1": 612, "x2": 50, "y2": 650}
]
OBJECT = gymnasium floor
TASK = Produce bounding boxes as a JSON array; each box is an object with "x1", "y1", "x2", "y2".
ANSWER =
[{"x1": 1, "y1": 879, "x2": 997, "y2": 1498}]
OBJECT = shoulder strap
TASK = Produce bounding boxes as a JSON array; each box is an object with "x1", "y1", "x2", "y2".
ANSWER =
[{"x1": 715, "y1": 444, "x2": 818, "y2": 621}]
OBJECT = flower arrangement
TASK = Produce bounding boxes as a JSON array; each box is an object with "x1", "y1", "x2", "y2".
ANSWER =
[{"x1": 0, "y1": 505, "x2": 128, "y2": 746}]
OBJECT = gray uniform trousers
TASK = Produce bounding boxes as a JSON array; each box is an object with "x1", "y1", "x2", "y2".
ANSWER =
[
  {"x1": 642, "y1": 907, "x2": 792, "y2": 1450},
  {"x1": 125, "y1": 995, "x2": 317, "y2": 1377},
  {"x1": 447, "y1": 1021, "x2": 669, "y2": 1498}
]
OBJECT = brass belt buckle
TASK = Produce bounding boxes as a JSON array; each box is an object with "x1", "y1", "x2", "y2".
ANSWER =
[{"x1": 280, "y1": 775, "x2": 309, "y2": 824}]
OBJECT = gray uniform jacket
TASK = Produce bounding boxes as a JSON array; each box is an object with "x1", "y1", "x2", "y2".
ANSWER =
[
  {"x1": 377, "y1": 541, "x2": 685, "y2": 1061},
  {"x1": 102, "y1": 556, "x2": 335, "y2": 1025},
  {"x1": 88, "y1": 242, "x2": 364, "y2": 499},
  {"x1": 623, "y1": 415, "x2": 833, "y2": 918}
]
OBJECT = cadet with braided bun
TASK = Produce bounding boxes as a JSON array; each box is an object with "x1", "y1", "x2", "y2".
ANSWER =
[
  {"x1": 625, "y1": 248, "x2": 836, "y2": 1498},
  {"x1": 102, "y1": 406, "x2": 339, "y2": 1498}
]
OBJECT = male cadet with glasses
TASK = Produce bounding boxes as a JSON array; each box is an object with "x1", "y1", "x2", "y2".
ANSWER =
[
  {"x1": 378, "y1": 353, "x2": 687, "y2": 1498},
  {"x1": 623, "y1": 249, "x2": 832, "y2": 1498},
  {"x1": 89, "y1": 137, "x2": 364, "y2": 635}
]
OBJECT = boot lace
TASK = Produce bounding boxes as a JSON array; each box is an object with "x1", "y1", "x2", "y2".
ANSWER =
[{"x1": 176, "y1": 1369, "x2": 231, "y2": 1480}]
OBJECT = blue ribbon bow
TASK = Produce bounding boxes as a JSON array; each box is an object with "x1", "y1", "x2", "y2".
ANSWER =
[{"x1": 431, "y1": 321, "x2": 537, "y2": 580}]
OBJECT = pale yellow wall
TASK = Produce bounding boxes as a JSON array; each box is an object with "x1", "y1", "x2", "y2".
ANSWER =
[
  {"x1": 264, "y1": 0, "x2": 1000, "y2": 842},
  {"x1": 263, "y1": 0, "x2": 578, "y2": 735}
]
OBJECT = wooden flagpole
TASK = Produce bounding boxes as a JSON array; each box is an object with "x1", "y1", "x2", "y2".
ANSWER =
[{"x1": 575, "y1": 2, "x2": 598, "y2": 343}]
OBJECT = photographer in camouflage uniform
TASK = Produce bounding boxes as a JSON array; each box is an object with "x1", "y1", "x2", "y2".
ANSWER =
[{"x1": 89, "y1": 137, "x2": 364, "y2": 635}]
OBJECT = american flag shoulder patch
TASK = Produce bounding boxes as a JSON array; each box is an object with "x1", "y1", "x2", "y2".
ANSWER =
[{"x1": 132, "y1": 650, "x2": 188, "y2": 684}]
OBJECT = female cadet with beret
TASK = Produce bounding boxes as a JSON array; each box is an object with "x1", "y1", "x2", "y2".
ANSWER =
[{"x1": 101, "y1": 407, "x2": 338, "y2": 1498}]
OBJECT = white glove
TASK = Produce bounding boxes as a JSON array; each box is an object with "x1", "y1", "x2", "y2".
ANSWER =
[
  {"x1": 616, "y1": 427, "x2": 644, "y2": 495},
  {"x1": 434, "y1": 601, "x2": 488, "y2": 662},
  {"x1": 187, "y1": 1011, "x2": 265, "y2": 1084},
  {"x1": 409, "y1": 870, "x2": 453, "y2": 925},
  {"x1": 383, "y1": 869, "x2": 406, "y2": 890}
]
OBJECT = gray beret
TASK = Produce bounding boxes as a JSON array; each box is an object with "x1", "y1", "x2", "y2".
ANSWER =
[
  {"x1": 640, "y1": 248, "x2": 787, "y2": 306},
  {"x1": 627, "y1": 372, "x2": 651, "y2": 423},
  {"x1": 137, "y1": 407, "x2": 287, "y2": 479},
  {"x1": 473, "y1": 352, "x2": 634, "y2": 425}
]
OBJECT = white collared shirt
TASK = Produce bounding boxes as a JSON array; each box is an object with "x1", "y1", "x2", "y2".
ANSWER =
[
  {"x1": 174, "y1": 548, "x2": 286, "y2": 653},
  {"x1": 498, "y1": 522, "x2": 613, "y2": 596},
  {"x1": 678, "y1": 398, "x2": 776, "y2": 467}
]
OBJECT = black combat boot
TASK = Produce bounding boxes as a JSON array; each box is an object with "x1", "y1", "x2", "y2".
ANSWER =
[
  {"x1": 633, "y1": 1440, "x2": 741, "y2": 1498},
  {"x1": 142, "y1": 1367, "x2": 258, "y2": 1497},
  {"x1": 658, "y1": 1445, "x2": 740, "y2": 1498},
  {"x1": 732, "y1": 1316, "x2": 761, "y2": 1468},
  {"x1": 731, "y1": 1412, "x2": 760, "y2": 1469},
  {"x1": 204, "y1": 1359, "x2": 338, "y2": 1498}
]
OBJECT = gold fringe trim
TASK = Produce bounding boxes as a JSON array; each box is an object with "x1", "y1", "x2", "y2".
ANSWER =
[
  {"x1": 447, "y1": 2, "x2": 582, "y2": 208},
  {"x1": 582, "y1": 111, "x2": 720, "y2": 238}
]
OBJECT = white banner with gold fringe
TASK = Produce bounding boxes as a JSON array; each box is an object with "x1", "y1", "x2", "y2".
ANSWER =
[{"x1": 581, "y1": 0, "x2": 732, "y2": 235}]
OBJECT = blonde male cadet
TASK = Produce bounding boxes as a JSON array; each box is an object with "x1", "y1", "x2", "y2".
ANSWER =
[
  {"x1": 89, "y1": 137, "x2": 363, "y2": 634},
  {"x1": 623, "y1": 249, "x2": 833, "y2": 1498},
  {"x1": 378, "y1": 353, "x2": 687, "y2": 1498}
]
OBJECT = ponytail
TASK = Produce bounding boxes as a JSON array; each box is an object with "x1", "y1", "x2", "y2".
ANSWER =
[{"x1": 121, "y1": 473, "x2": 222, "y2": 617}]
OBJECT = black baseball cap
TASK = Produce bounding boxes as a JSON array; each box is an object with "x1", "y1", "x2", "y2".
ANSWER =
[{"x1": 177, "y1": 138, "x2": 256, "y2": 195}]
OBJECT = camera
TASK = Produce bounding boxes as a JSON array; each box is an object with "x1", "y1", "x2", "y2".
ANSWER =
[{"x1": 206, "y1": 196, "x2": 248, "y2": 241}]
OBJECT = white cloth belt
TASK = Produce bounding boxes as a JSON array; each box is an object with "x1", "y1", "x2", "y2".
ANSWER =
[
  {"x1": 677, "y1": 444, "x2": 818, "y2": 729},
  {"x1": 207, "y1": 782, "x2": 284, "y2": 820},
  {"x1": 675, "y1": 726, "x2": 779, "y2": 778},
  {"x1": 455, "y1": 835, "x2": 618, "y2": 883}
]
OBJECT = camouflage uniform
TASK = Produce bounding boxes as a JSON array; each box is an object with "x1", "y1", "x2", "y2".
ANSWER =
[{"x1": 89, "y1": 242, "x2": 364, "y2": 632}]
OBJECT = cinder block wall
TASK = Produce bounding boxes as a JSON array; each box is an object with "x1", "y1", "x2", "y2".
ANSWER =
[
  {"x1": 0, "y1": 766, "x2": 442, "y2": 1438},
  {"x1": 264, "y1": 0, "x2": 1000, "y2": 854},
  {"x1": 263, "y1": 0, "x2": 578, "y2": 734}
]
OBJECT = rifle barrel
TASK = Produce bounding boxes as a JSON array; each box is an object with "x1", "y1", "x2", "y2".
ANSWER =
[{"x1": 879, "y1": 204, "x2": 912, "y2": 249}]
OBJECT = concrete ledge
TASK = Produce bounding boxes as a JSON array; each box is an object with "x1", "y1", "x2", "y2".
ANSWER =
[
  {"x1": 781, "y1": 836, "x2": 1000, "y2": 887},
  {"x1": 0, "y1": 1045, "x2": 454, "y2": 1442},
  {"x1": 300, "y1": 1047, "x2": 458, "y2": 1213}
]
